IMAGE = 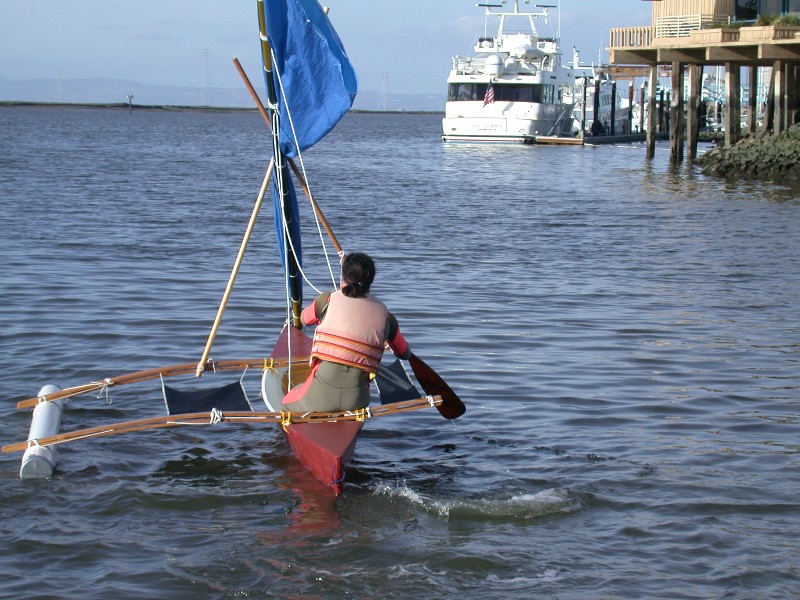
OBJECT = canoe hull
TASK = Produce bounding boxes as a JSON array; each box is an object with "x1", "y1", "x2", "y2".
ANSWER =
[
  {"x1": 283, "y1": 421, "x2": 363, "y2": 495},
  {"x1": 266, "y1": 325, "x2": 363, "y2": 494}
]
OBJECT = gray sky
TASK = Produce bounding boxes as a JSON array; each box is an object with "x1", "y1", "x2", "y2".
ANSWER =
[{"x1": 0, "y1": 1, "x2": 652, "y2": 96}]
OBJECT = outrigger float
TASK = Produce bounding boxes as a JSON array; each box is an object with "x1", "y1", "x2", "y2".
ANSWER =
[{"x1": 4, "y1": 0, "x2": 465, "y2": 494}]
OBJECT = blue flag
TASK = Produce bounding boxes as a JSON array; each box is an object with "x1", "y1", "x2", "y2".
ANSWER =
[{"x1": 261, "y1": 0, "x2": 358, "y2": 158}]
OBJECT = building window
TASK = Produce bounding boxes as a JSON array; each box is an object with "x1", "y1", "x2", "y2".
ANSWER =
[
  {"x1": 736, "y1": 0, "x2": 800, "y2": 18},
  {"x1": 736, "y1": 0, "x2": 758, "y2": 20},
  {"x1": 447, "y1": 83, "x2": 556, "y2": 104}
]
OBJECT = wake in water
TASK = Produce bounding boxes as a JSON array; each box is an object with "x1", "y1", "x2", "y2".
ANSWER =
[{"x1": 371, "y1": 482, "x2": 582, "y2": 520}]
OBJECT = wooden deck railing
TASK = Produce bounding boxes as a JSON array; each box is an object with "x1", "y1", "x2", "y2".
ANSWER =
[
  {"x1": 610, "y1": 13, "x2": 732, "y2": 48},
  {"x1": 609, "y1": 26, "x2": 655, "y2": 48}
]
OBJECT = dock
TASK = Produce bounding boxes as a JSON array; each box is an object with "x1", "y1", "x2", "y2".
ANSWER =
[
  {"x1": 608, "y1": 0, "x2": 800, "y2": 164},
  {"x1": 533, "y1": 135, "x2": 585, "y2": 145}
]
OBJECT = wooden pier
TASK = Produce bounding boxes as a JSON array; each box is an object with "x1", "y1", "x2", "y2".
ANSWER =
[{"x1": 609, "y1": 0, "x2": 800, "y2": 164}]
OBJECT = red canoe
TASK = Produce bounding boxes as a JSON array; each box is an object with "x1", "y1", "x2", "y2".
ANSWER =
[{"x1": 263, "y1": 325, "x2": 362, "y2": 495}]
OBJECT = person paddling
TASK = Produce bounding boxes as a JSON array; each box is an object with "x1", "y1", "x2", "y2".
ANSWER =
[{"x1": 282, "y1": 252, "x2": 411, "y2": 412}]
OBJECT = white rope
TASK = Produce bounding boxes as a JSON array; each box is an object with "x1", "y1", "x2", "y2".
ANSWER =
[
  {"x1": 97, "y1": 378, "x2": 113, "y2": 404},
  {"x1": 209, "y1": 408, "x2": 223, "y2": 424}
]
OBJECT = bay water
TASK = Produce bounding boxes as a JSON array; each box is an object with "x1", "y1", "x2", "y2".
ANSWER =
[{"x1": 1, "y1": 106, "x2": 799, "y2": 599}]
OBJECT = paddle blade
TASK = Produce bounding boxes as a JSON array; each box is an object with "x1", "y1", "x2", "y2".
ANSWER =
[{"x1": 408, "y1": 353, "x2": 466, "y2": 420}]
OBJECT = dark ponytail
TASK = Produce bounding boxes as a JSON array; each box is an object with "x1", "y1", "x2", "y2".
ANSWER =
[{"x1": 341, "y1": 252, "x2": 375, "y2": 298}]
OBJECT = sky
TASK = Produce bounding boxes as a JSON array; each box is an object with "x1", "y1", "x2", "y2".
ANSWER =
[{"x1": 0, "y1": 0, "x2": 653, "y2": 101}]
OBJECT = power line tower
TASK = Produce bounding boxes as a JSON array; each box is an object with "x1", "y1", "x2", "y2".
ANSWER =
[
  {"x1": 381, "y1": 72, "x2": 388, "y2": 111},
  {"x1": 202, "y1": 49, "x2": 210, "y2": 106}
]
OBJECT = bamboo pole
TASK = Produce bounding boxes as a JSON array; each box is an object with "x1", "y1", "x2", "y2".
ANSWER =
[
  {"x1": 3, "y1": 395, "x2": 442, "y2": 454},
  {"x1": 232, "y1": 57, "x2": 344, "y2": 256},
  {"x1": 17, "y1": 356, "x2": 308, "y2": 410},
  {"x1": 195, "y1": 162, "x2": 274, "y2": 377}
]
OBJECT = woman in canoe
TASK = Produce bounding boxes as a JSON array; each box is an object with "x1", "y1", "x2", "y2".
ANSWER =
[{"x1": 282, "y1": 252, "x2": 411, "y2": 412}]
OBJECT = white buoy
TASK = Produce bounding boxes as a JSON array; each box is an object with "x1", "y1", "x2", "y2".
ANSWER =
[{"x1": 20, "y1": 384, "x2": 64, "y2": 479}]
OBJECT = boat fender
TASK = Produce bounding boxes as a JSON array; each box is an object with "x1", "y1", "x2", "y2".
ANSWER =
[{"x1": 20, "y1": 384, "x2": 64, "y2": 479}]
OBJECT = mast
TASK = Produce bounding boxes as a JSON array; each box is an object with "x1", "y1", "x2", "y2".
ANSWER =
[{"x1": 258, "y1": 0, "x2": 303, "y2": 328}]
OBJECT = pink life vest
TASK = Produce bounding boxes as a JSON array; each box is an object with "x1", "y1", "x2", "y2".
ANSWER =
[{"x1": 310, "y1": 291, "x2": 388, "y2": 373}]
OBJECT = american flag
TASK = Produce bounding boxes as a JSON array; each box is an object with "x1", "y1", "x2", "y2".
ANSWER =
[{"x1": 483, "y1": 82, "x2": 495, "y2": 106}]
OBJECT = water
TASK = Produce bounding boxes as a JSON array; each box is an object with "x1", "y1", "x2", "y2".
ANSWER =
[{"x1": 1, "y1": 106, "x2": 799, "y2": 599}]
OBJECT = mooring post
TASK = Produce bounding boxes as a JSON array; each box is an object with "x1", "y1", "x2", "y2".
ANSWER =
[
  {"x1": 686, "y1": 64, "x2": 702, "y2": 162},
  {"x1": 788, "y1": 63, "x2": 799, "y2": 130},
  {"x1": 725, "y1": 63, "x2": 741, "y2": 147},
  {"x1": 669, "y1": 61, "x2": 684, "y2": 165},
  {"x1": 746, "y1": 65, "x2": 758, "y2": 135},
  {"x1": 628, "y1": 84, "x2": 635, "y2": 134},
  {"x1": 646, "y1": 64, "x2": 657, "y2": 159}
]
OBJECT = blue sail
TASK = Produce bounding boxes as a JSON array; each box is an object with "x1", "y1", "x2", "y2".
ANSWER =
[
  {"x1": 272, "y1": 169, "x2": 302, "y2": 288},
  {"x1": 261, "y1": 0, "x2": 358, "y2": 158},
  {"x1": 259, "y1": 0, "x2": 358, "y2": 309}
]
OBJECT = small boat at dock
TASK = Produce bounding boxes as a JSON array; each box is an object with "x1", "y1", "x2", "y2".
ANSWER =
[{"x1": 569, "y1": 49, "x2": 631, "y2": 137}]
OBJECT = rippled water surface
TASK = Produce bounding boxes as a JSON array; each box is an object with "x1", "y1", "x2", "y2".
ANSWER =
[{"x1": 1, "y1": 107, "x2": 799, "y2": 599}]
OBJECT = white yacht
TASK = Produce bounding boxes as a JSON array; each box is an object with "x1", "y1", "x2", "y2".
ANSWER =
[{"x1": 441, "y1": 1, "x2": 576, "y2": 143}]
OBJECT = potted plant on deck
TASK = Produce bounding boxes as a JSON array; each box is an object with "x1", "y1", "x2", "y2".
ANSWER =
[{"x1": 739, "y1": 14, "x2": 800, "y2": 41}]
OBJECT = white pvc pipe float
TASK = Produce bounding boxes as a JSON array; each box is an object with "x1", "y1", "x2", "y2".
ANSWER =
[{"x1": 20, "y1": 384, "x2": 64, "y2": 479}]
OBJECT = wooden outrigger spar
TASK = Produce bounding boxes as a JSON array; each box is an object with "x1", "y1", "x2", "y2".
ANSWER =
[
  {"x1": 15, "y1": 357, "x2": 309, "y2": 410},
  {"x1": 2, "y1": 396, "x2": 442, "y2": 455}
]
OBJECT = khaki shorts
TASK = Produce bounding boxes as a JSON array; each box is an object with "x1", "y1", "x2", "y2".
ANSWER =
[{"x1": 284, "y1": 360, "x2": 371, "y2": 412}]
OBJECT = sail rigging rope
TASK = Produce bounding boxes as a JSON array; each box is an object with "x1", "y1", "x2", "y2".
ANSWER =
[
  {"x1": 269, "y1": 46, "x2": 343, "y2": 393},
  {"x1": 271, "y1": 48, "x2": 339, "y2": 294}
]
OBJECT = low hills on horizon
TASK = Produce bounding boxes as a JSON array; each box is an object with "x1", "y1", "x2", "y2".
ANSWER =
[{"x1": 0, "y1": 76, "x2": 443, "y2": 113}]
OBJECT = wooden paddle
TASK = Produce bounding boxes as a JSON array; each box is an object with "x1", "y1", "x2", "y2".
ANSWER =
[
  {"x1": 3, "y1": 395, "x2": 442, "y2": 454},
  {"x1": 408, "y1": 353, "x2": 466, "y2": 420}
]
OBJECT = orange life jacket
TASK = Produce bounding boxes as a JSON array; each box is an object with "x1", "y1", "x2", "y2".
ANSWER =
[{"x1": 310, "y1": 291, "x2": 388, "y2": 373}]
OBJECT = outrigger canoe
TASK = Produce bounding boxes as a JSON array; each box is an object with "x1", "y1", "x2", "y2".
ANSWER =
[{"x1": 3, "y1": 0, "x2": 465, "y2": 493}]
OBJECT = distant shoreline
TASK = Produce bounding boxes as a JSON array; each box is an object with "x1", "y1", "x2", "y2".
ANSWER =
[{"x1": 0, "y1": 100, "x2": 443, "y2": 115}]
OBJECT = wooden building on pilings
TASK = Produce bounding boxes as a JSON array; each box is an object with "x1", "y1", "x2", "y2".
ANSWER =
[{"x1": 609, "y1": 0, "x2": 800, "y2": 163}]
